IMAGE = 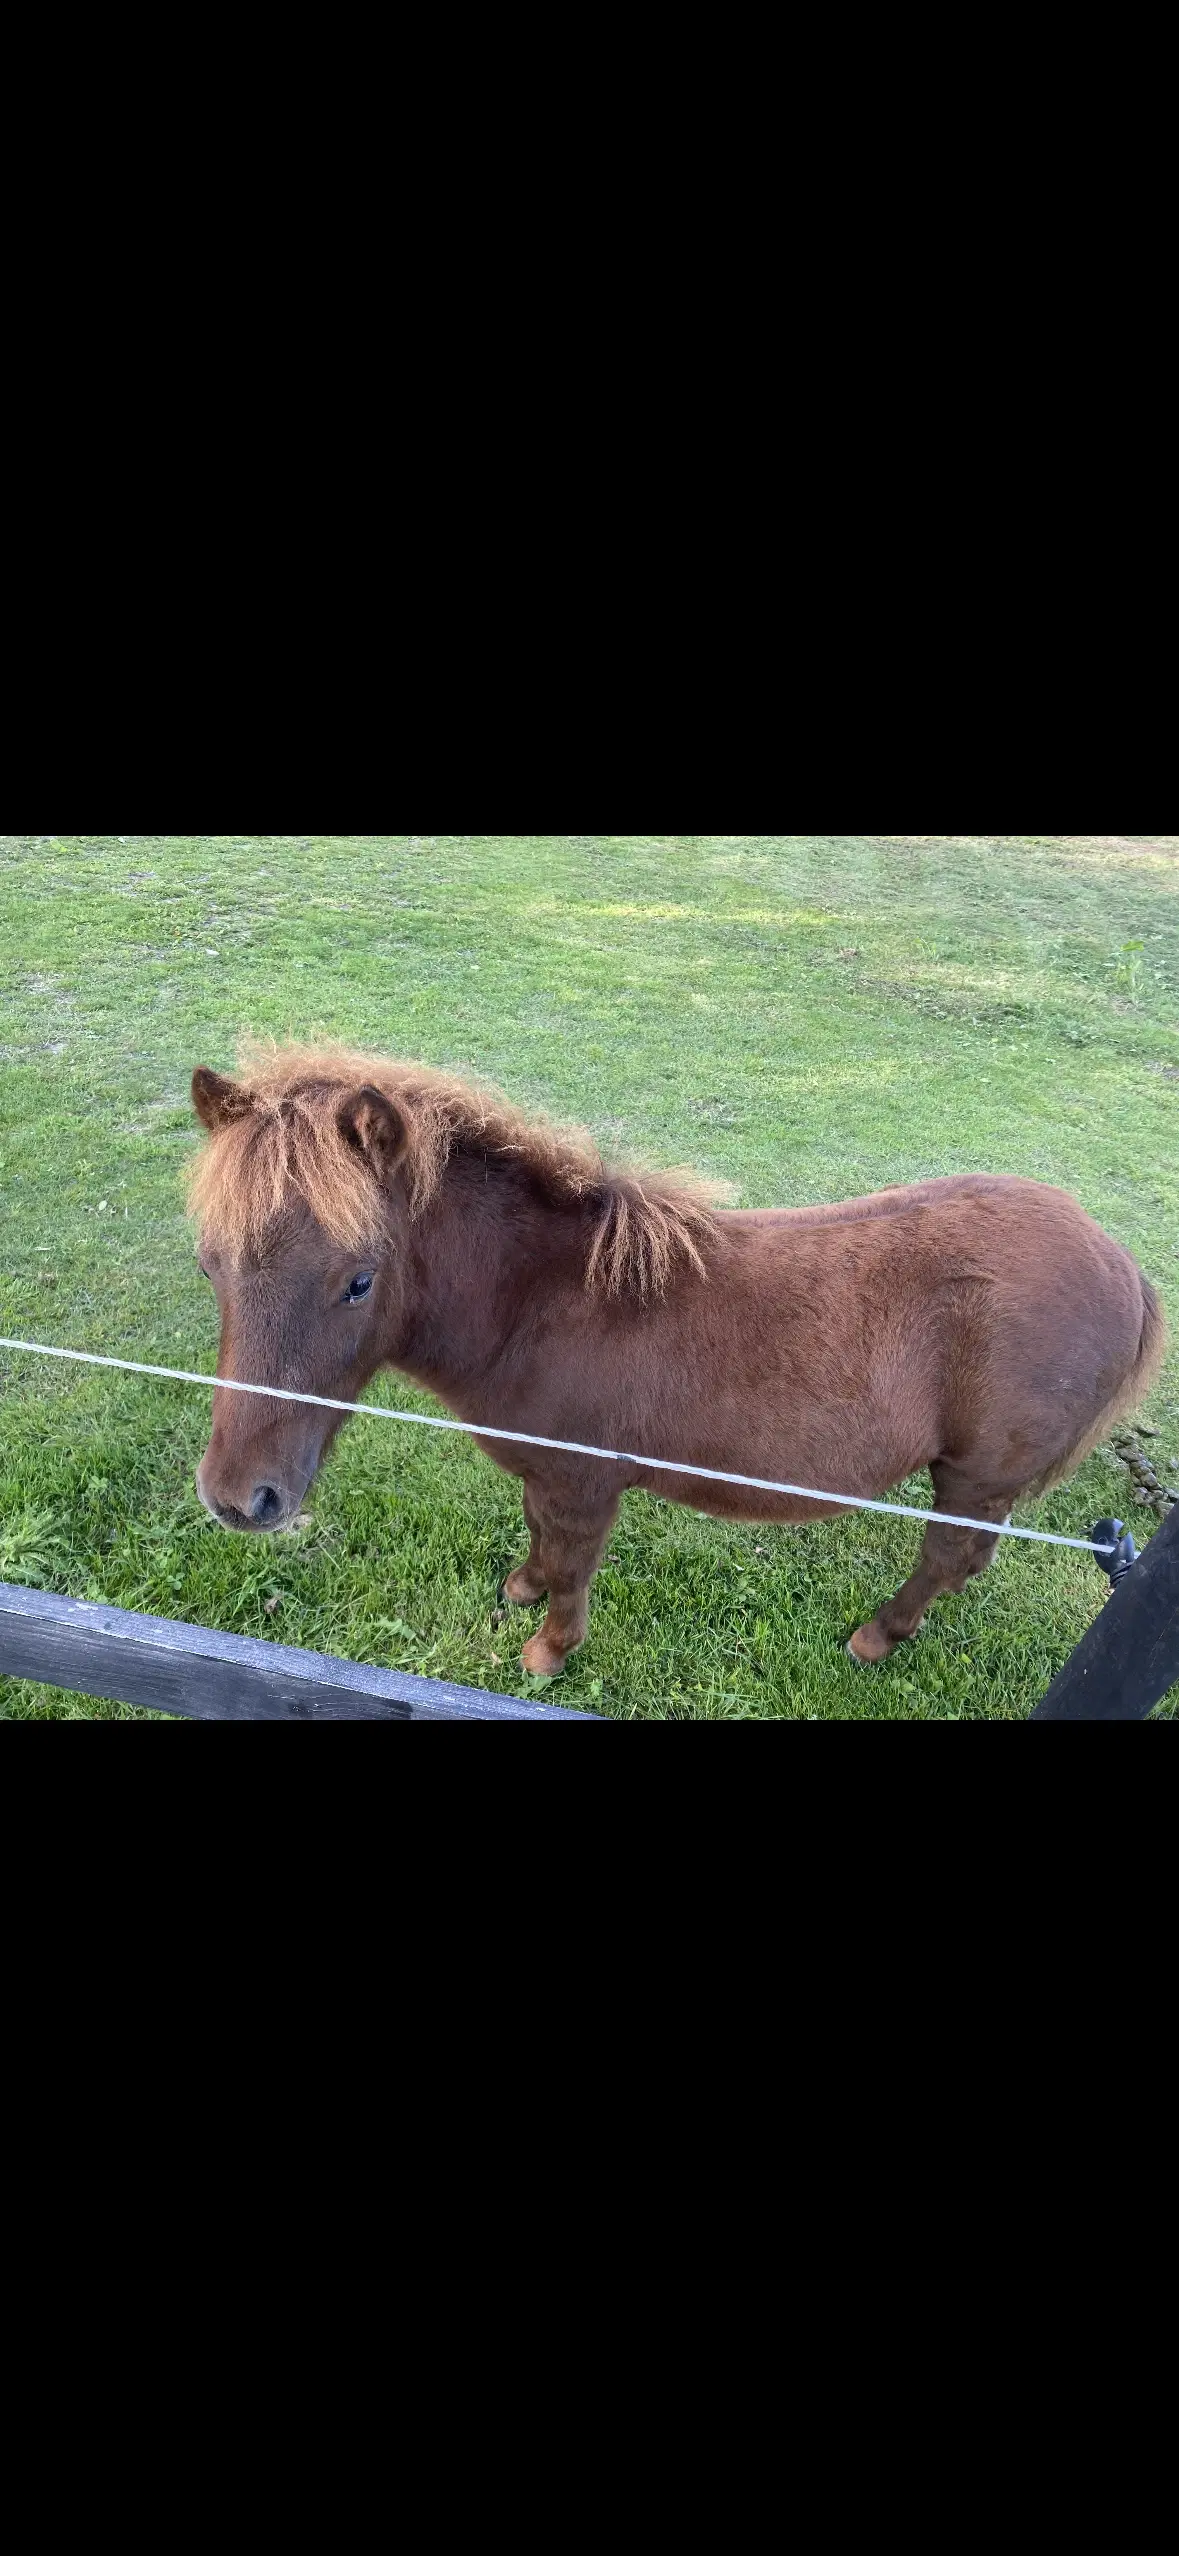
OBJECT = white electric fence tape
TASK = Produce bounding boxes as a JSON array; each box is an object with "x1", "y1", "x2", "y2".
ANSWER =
[{"x1": 0, "y1": 1336, "x2": 1117, "y2": 1553}]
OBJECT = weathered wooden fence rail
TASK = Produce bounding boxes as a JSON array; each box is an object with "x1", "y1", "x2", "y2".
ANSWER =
[{"x1": 0, "y1": 1582, "x2": 598, "y2": 1721}]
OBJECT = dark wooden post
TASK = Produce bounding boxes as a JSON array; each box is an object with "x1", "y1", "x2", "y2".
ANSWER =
[{"x1": 1031, "y1": 1501, "x2": 1179, "y2": 1720}]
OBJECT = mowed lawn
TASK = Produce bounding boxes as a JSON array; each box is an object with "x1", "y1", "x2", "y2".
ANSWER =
[{"x1": 2, "y1": 833, "x2": 1178, "y2": 1722}]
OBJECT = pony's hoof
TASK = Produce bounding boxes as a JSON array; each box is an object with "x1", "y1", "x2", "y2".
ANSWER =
[
  {"x1": 522, "y1": 1632, "x2": 569, "y2": 1676},
  {"x1": 503, "y1": 1567, "x2": 546, "y2": 1604},
  {"x1": 847, "y1": 1623, "x2": 893, "y2": 1664}
]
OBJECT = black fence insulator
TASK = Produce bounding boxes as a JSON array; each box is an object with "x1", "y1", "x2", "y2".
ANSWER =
[
  {"x1": 1090, "y1": 1517, "x2": 1138, "y2": 1590},
  {"x1": 1032, "y1": 1501, "x2": 1179, "y2": 1720}
]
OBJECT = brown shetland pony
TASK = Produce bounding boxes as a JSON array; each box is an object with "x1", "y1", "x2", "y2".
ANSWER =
[{"x1": 188, "y1": 1046, "x2": 1165, "y2": 1675}]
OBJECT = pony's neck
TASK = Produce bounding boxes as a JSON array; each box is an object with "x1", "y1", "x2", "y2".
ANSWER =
[{"x1": 390, "y1": 1151, "x2": 585, "y2": 1393}]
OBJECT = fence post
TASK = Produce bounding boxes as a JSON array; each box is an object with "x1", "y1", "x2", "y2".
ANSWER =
[{"x1": 1031, "y1": 1501, "x2": 1179, "y2": 1719}]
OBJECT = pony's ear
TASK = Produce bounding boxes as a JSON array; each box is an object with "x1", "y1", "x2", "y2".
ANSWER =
[
  {"x1": 192, "y1": 1067, "x2": 254, "y2": 1131},
  {"x1": 337, "y1": 1085, "x2": 407, "y2": 1176}
]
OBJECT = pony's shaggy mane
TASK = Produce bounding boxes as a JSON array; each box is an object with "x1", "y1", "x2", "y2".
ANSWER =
[{"x1": 187, "y1": 1043, "x2": 719, "y2": 1297}]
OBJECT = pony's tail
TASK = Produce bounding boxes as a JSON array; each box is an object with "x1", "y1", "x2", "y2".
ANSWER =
[{"x1": 1031, "y1": 1270, "x2": 1167, "y2": 1493}]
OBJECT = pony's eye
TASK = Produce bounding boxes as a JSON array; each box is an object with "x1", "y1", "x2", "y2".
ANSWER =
[{"x1": 344, "y1": 1273, "x2": 374, "y2": 1304}]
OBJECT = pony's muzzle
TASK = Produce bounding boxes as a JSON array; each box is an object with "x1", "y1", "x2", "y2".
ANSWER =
[{"x1": 195, "y1": 1457, "x2": 298, "y2": 1532}]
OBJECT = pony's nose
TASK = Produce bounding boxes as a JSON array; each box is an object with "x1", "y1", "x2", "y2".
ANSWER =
[{"x1": 250, "y1": 1484, "x2": 284, "y2": 1525}]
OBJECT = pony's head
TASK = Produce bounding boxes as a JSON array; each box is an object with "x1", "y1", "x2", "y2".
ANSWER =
[{"x1": 188, "y1": 1059, "x2": 411, "y2": 1530}]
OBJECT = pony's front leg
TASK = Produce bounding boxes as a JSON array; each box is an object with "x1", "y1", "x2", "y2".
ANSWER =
[
  {"x1": 503, "y1": 1485, "x2": 549, "y2": 1604},
  {"x1": 515, "y1": 1481, "x2": 619, "y2": 1677}
]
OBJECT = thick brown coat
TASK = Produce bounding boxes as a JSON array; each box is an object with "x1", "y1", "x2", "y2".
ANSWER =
[{"x1": 189, "y1": 1049, "x2": 1164, "y2": 1671}]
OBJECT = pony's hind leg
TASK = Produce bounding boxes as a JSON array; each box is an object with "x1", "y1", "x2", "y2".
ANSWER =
[
  {"x1": 512, "y1": 1478, "x2": 619, "y2": 1676},
  {"x1": 848, "y1": 1467, "x2": 1017, "y2": 1665}
]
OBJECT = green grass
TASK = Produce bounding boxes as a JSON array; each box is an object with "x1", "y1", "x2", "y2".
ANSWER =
[{"x1": 2, "y1": 832, "x2": 1178, "y2": 1722}]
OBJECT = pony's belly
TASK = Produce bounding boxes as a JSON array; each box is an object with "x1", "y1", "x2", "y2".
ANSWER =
[
  {"x1": 471, "y1": 1374, "x2": 934, "y2": 1521},
  {"x1": 633, "y1": 1441, "x2": 925, "y2": 1526},
  {"x1": 656, "y1": 1479, "x2": 863, "y2": 1526}
]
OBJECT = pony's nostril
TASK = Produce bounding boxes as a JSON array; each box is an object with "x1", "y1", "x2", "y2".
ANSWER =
[{"x1": 250, "y1": 1484, "x2": 283, "y2": 1525}]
